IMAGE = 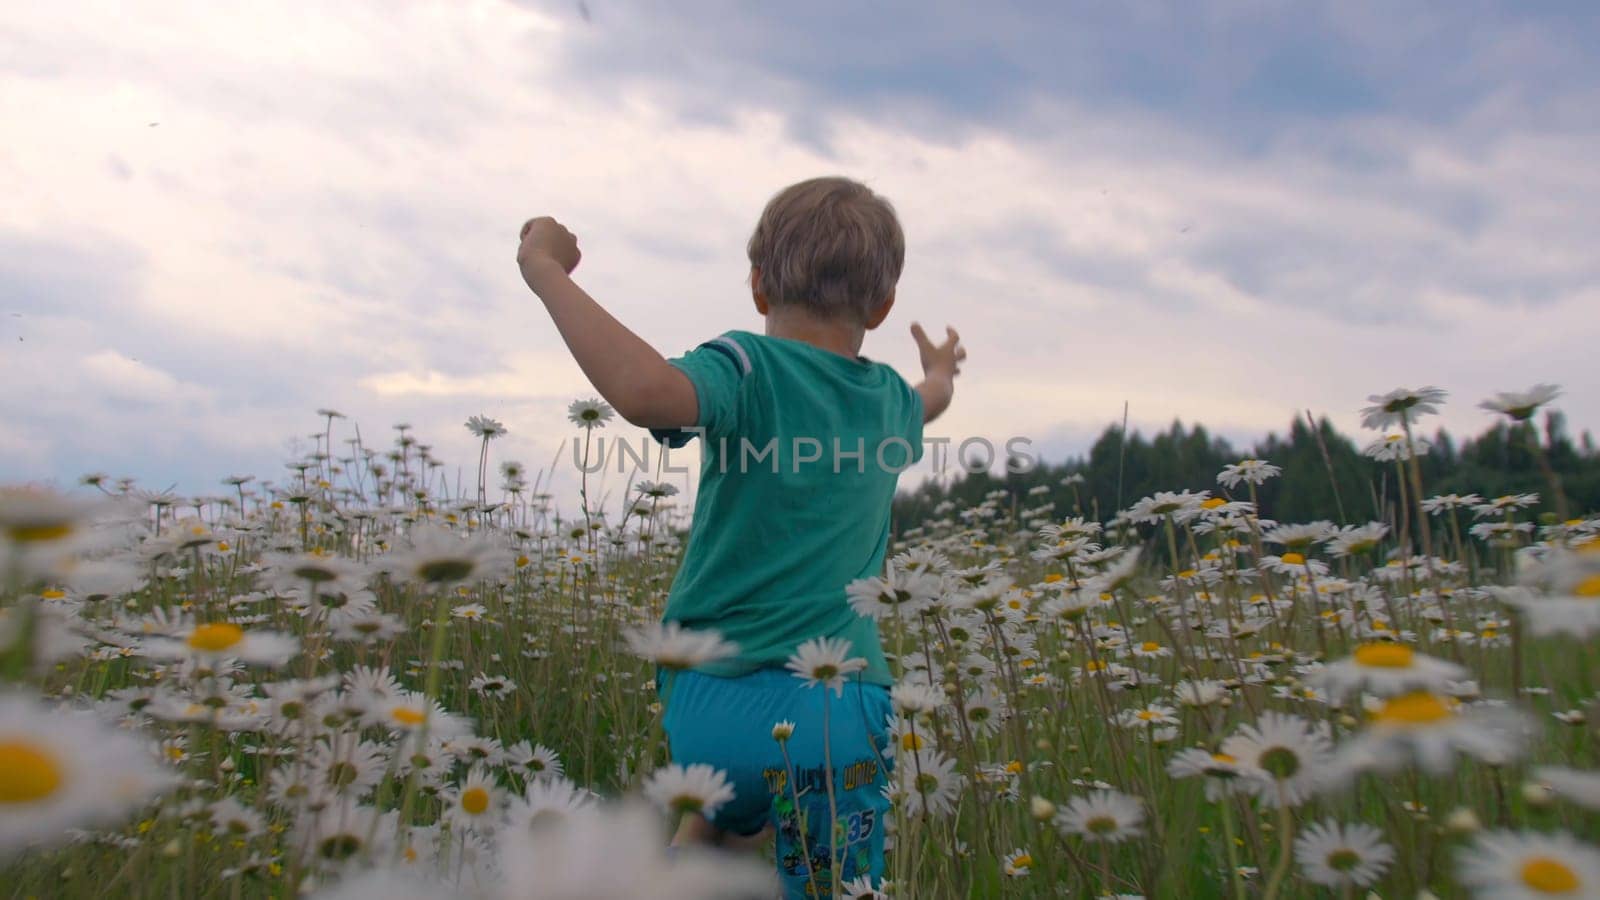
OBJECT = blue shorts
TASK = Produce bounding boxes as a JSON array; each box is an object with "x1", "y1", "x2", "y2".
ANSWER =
[{"x1": 661, "y1": 668, "x2": 893, "y2": 898}]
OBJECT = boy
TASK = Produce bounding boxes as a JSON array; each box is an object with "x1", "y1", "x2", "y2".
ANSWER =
[{"x1": 517, "y1": 176, "x2": 963, "y2": 896}]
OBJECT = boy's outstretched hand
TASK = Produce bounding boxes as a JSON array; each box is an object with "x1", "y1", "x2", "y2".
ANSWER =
[
  {"x1": 911, "y1": 322, "x2": 965, "y2": 425},
  {"x1": 518, "y1": 216, "x2": 582, "y2": 292}
]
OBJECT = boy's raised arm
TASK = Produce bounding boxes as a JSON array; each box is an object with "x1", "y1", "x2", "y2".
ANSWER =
[
  {"x1": 517, "y1": 216, "x2": 699, "y2": 430},
  {"x1": 911, "y1": 322, "x2": 965, "y2": 424}
]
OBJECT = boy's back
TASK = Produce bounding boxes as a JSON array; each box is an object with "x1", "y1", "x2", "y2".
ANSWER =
[
  {"x1": 652, "y1": 329, "x2": 925, "y2": 685},
  {"x1": 517, "y1": 175, "x2": 963, "y2": 897}
]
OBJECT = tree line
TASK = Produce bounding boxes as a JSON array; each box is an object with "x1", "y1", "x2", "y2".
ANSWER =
[{"x1": 893, "y1": 412, "x2": 1599, "y2": 534}]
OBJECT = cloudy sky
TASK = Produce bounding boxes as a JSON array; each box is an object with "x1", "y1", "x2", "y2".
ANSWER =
[{"x1": 2, "y1": 1, "x2": 1596, "y2": 506}]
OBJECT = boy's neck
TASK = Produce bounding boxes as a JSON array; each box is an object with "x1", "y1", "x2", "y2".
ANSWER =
[{"x1": 763, "y1": 308, "x2": 865, "y2": 359}]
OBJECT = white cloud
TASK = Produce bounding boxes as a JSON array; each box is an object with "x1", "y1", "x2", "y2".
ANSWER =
[{"x1": 1, "y1": 0, "x2": 1596, "y2": 504}]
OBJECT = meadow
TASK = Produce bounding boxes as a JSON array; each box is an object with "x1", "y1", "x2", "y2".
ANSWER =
[{"x1": 1, "y1": 385, "x2": 1597, "y2": 899}]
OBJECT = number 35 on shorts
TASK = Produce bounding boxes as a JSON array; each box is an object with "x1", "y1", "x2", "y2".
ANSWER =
[{"x1": 841, "y1": 809, "x2": 876, "y2": 844}]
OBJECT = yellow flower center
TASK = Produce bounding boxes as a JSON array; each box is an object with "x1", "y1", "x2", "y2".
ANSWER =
[
  {"x1": 1326, "y1": 849, "x2": 1362, "y2": 872},
  {"x1": 1010, "y1": 853, "x2": 1033, "y2": 869},
  {"x1": 1211, "y1": 753, "x2": 1237, "y2": 764},
  {"x1": 460, "y1": 786, "x2": 490, "y2": 815},
  {"x1": 1520, "y1": 857, "x2": 1580, "y2": 893},
  {"x1": 1353, "y1": 642, "x2": 1414, "y2": 669},
  {"x1": 1281, "y1": 552, "x2": 1305, "y2": 565},
  {"x1": 1005, "y1": 760, "x2": 1024, "y2": 775},
  {"x1": 1572, "y1": 574, "x2": 1600, "y2": 598},
  {"x1": 900, "y1": 732, "x2": 924, "y2": 751},
  {"x1": 39, "y1": 589, "x2": 66, "y2": 600},
  {"x1": 1141, "y1": 642, "x2": 1161, "y2": 652},
  {"x1": 391, "y1": 706, "x2": 427, "y2": 727},
  {"x1": 1371, "y1": 692, "x2": 1455, "y2": 727},
  {"x1": 1201, "y1": 498, "x2": 1227, "y2": 510},
  {"x1": 6, "y1": 523, "x2": 73, "y2": 543},
  {"x1": 0, "y1": 740, "x2": 64, "y2": 803},
  {"x1": 187, "y1": 623, "x2": 244, "y2": 652},
  {"x1": 1043, "y1": 573, "x2": 1064, "y2": 583},
  {"x1": 1086, "y1": 816, "x2": 1118, "y2": 835}
]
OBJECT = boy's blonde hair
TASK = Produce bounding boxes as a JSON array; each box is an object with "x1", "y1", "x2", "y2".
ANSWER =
[{"x1": 746, "y1": 176, "x2": 905, "y2": 324}]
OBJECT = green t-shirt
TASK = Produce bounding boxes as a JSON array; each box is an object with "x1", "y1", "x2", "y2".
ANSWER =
[{"x1": 651, "y1": 330, "x2": 924, "y2": 686}]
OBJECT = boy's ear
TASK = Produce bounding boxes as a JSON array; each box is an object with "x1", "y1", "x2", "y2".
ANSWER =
[
  {"x1": 863, "y1": 289, "x2": 896, "y2": 330},
  {"x1": 750, "y1": 267, "x2": 771, "y2": 315}
]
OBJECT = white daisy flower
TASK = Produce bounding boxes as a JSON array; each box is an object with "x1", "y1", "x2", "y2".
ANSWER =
[
  {"x1": 1173, "y1": 679, "x2": 1227, "y2": 707},
  {"x1": 1294, "y1": 819, "x2": 1395, "y2": 889},
  {"x1": 469, "y1": 673, "x2": 516, "y2": 699},
  {"x1": 1002, "y1": 848, "x2": 1034, "y2": 877},
  {"x1": 1421, "y1": 493, "x2": 1484, "y2": 514},
  {"x1": 291, "y1": 801, "x2": 390, "y2": 870},
  {"x1": 1360, "y1": 386, "x2": 1447, "y2": 430},
  {"x1": 380, "y1": 525, "x2": 508, "y2": 586},
  {"x1": 1309, "y1": 641, "x2": 1468, "y2": 699},
  {"x1": 1364, "y1": 433, "x2": 1431, "y2": 461},
  {"x1": 1167, "y1": 748, "x2": 1247, "y2": 800},
  {"x1": 1325, "y1": 691, "x2": 1529, "y2": 786},
  {"x1": 263, "y1": 551, "x2": 368, "y2": 596},
  {"x1": 1262, "y1": 521, "x2": 1337, "y2": 550},
  {"x1": 307, "y1": 739, "x2": 388, "y2": 799},
  {"x1": 464, "y1": 415, "x2": 507, "y2": 439},
  {"x1": 1054, "y1": 789, "x2": 1144, "y2": 843},
  {"x1": 785, "y1": 636, "x2": 868, "y2": 695},
  {"x1": 1327, "y1": 522, "x2": 1389, "y2": 557},
  {"x1": 508, "y1": 776, "x2": 595, "y2": 831},
  {"x1": 961, "y1": 684, "x2": 1007, "y2": 738},
  {"x1": 0, "y1": 691, "x2": 177, "y2": 860},
  {"x1": 567, "y1": 398, "x2": 615, "y2": 429},
  {"x1": 889, "y1": 681, "x2": 947, "y2": 716},
  {"x1": 1117, "y1": 704, "x2": 1179, "y2": 728},
  {"x1": 442, "y1": 766, "x2": 506, "y2": 833},
  {"x1": 891, "y1": 749, "x2": 963, "y2": 819},
  {"x1": 1494, "y1": 547, "x2": 1600, "y2": 637},
  {"x1": 1532, "y1": 766, "x2": 1600, "y2": 812},
  {"x1": 1472, "y1": 493, "x2": 1541, "y2": 519},
  {"x1": 642, "y1": 763, "x2": 735, "y2": 819},
  {"x1": 846, "y1": 568, "x2": 943, "y2": 621},
  {"x1": 1127, "y1": 490, "x2": 1209, "y2": 525},
  {"x1": 495, "y1": 803, "x2": 772, "y2": 900},
  {"x1": 624, "y1": 622, "x2": 739, "y2": 671},
  {"x1": 0, "y1": 487, "x2": 105, "y2": 582},
  {"x1": 366, "y1": 691, "x2": 471, "y2": 740},
  {"x1": 1217, "y1": 459, "x2": 1281, "y2": 488},
  {"x1": 1479, "y1": 384, "x2": 1561, "y2": 422},
  {"x1": 1130, "y1": 640, "x2": 1172, "y2": 659},
  {"x1": 1457, "y1": 829, "x2": 1600, "y2": 899},
  {"x1": 204, "y1": 796, "x2": 266, "y2": 839},
  {"x1": 507, "y1": 740, "x2": 565, "y2": 781},
  {"x1": 1220, "y1": 711, "x2": 1333, "y2": 808},
  {"x1": 146, "y1": 622, "x2": 298, "y2": 667},
  {"x1": 839, "y1": 875, "x2": 888, "y2": 899}
]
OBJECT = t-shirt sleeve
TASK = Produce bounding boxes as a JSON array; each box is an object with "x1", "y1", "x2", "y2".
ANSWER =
[{"x1": 649, "y1": 334, "x2": 750, "y2": 448}]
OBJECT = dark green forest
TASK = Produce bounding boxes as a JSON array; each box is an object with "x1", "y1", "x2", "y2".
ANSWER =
[{"x1": 893, "y1": 413, "x2": 1600, "y2": 534}]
